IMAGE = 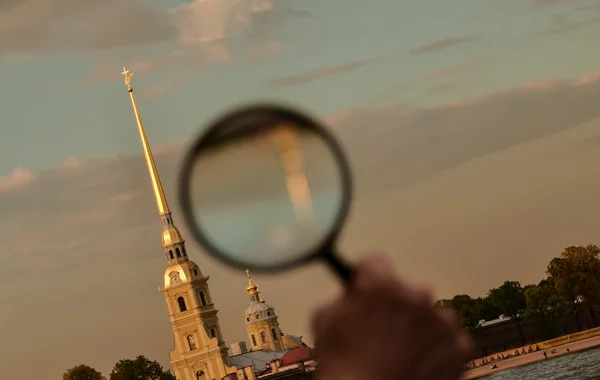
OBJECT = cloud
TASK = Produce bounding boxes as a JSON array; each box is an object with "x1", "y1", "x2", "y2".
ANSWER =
[
  {"x1": 1, "y1": 0, "x2": 310, "y2": 61},
  {"x1": 271, "y1": 58, "x2": 379, "y2": 87},
  {"x1": 245, "y1": 5, "x2": 315, "y2": 40},
  {"x1": 430, "y1": 57, "x2": 487, "y2": 79},
  {"x1": 4, "y1": 68, "x2": 600, "y2": 379},
  {"x1": 72, "y1": 0, "x2": 310, "y2": 91},
  {"x1": 0, "y1": 167, "x2": 36, "y2": 192},
  {"x1": 0, "y1": 0, "x2": 176, "y2": 57},
  {"x1": 410, "y1": 36, "x2": 476, "y2": 54},
  {"x1": 331, "y1": 70, "x2": 600, "y2": 195},
  {"x1": 169, "y1": 0, "x2": 313, "y2": 47}
]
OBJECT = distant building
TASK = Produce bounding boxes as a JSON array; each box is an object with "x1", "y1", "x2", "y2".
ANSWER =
[{"x1": 244, "y1": 269, "x2": 287, "y2": 351}]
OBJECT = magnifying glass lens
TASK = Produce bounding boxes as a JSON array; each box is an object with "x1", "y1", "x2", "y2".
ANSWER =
[{"x1": 188, "y1": 122, "x2": 345, "y2": 269}]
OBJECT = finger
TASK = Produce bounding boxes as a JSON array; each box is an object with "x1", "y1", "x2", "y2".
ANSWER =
[
  {"x1": 409, "y1": 285, "x2": 436, "y2": 310},
  {"x1": 353, "y1": 254, "x2": 397, "y2": 294},
  {"x1": 411, "y1": 328, "x2": 473, "y2": 380},
  {"x1": 437, "y1": 306, "x2": 463, "y2": 334},
  {"x1": 310, "y1": 301, "x2": 337, "y2": 340},
  {"x1": 456, "y1": 329, "x2": 476, "y2": 363}
]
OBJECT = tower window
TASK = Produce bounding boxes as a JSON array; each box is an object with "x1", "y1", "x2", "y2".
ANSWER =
[
  {"x1": 260, "y1": 331, "x2": 267, "y2": 343},
  {"x1": 271, "y1": 328, "x2": 278, "y2": 341},
  {"x1": 199, "y1": 291, "x2": 207, "y2": 306},
  {"x1": 196, "y1": 371, "x2": 205, "y2": 380},
  {"x1": 176, "y1": 248, "x2": 182, "y2": 257},
  {"x1": 246, "y1": 317, "x2": 250, "y2": 322},
  {"x1": 255, "y1": 313, "x2": 260, "y2": 319},
  {"x1": 177, "y1": 296, "x2": 187, "y2": 312},
  {"x1": 193, "y1": 268, "x2": 199, "y2": 276},
  {"x1": 210, "y1": 328, "x2": 217, "y2": 339},
  {"x1": 169, "y1": 250, "x2": 174, "y2": 260},
  {"x1": 187, "y1": 335, "x2": 197, "y2": 350},
  {"x1": 251, "y1": 334, "x2": 257, "y2": 346},
  {"x1": 267, "y1": 310, "x2": 271, "y2": 316}
]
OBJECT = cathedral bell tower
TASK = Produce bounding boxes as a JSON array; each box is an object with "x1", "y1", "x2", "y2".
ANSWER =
[
  {"x1": 121, "y1": 67, "x2": 236, "y2": 380},
  {"x1": 243, "y1": 270, "x2": 285, "y2": 351}
]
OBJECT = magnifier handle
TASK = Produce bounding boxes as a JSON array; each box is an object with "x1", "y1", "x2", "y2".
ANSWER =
[{"x1": 323, "y1": 248, "x2": 354, "y2": 285}]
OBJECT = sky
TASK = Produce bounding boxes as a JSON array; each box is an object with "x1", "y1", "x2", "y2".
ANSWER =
[{"x1": 1, "y1": 0, "x2": 600, "y2": 378}]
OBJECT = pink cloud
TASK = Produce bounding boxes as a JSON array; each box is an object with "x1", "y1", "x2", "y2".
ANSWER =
[
  {"x1": 430, "y1": 57, "x2": 486, "y2": 79},
  {"x1": 0, "y1": 167, "x2": 35, "y2": 192},
  {"x1": 0, "y1": 0, "x2": 176, "y2": 58}
]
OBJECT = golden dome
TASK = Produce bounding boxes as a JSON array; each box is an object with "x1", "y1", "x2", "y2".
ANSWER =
[
  {"x1": 162, "y1": 226, "x2": 184, "y2": 247},
  {"x1": 246, "y1": 283, "x2": 259, "y2": 295}
]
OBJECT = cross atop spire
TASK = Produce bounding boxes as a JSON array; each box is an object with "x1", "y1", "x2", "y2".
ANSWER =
[
  {"x1": 245, "y1": 268, "x2": 256, "y2": 287},
  {"x1": 122, "y1": 66, "x2": 134, "y2": 88},
  {"x1": 245, "y1": 269, "x2": 259, "y2": 295}
]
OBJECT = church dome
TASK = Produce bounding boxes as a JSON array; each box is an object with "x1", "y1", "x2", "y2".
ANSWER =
[
  {"x1": 162, "y1": 226, "x2": 184, "y2": 247},
  {"x1": 244, "y1": 302, "x2": 271, "y2": 316},
  {"x1": 163, "y1": 260, "x2": 204, "y2": 288}
]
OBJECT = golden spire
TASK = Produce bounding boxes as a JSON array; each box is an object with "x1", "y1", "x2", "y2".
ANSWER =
[
  {"x1": 245, "y1": 268, "x2": 259, "y2": 295},
  {"x1": 121, "y1": 66, "x2": 171, "y2": 216}
]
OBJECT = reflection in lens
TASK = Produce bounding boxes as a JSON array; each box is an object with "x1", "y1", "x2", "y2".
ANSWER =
[{"x1": 189, "y1": 122, "x2": 344, "y2": 268}]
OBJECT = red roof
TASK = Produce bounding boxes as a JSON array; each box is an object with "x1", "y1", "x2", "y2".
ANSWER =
[{"x1": 279, "y1": 347, "x2": 313, "y2": 367}]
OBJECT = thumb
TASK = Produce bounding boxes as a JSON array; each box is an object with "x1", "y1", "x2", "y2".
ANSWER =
[
  {"x1": 311, "y1": 300, "x2": 337, "y2": 343},
  {"x1": 353, "y1": 253, "x2": 396, "y2": 293}
]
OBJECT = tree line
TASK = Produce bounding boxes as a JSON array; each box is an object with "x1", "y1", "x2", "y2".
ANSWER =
[
  {"x1": 63, "y1": 355, "x2": 175, "y2": 380},
  {"x1": 436, "y1": 244, "x2": 600, "y2": 346}
]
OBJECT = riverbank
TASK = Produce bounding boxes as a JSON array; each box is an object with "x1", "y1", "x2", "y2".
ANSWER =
[{"x1": 461, "y1": 334, "x2": 600, "y2": 379}]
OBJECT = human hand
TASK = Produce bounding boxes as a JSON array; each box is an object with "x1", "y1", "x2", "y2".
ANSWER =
[{"x1": 311, "y1": 255, "x2": 473, "y2": 380}]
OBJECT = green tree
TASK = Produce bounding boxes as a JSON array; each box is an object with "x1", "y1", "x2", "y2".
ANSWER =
[
  {"x1": 547, "y1": 245, "x2": 600, "y2": 329},
  {"x1": 436, "y1": 295, "x2": 479, "y2": 335},
  {"x1": 63, "y1": 365, "x2": 105, "y2": 380},
  {"x1": 473, "y1": 296, "x2": 502, "y2": 322},
  {"x1": 488, "y1": 281, "x2": 527, "y2": 345},
  {"x1": 436, "y1": 295, "x2": 501, "y2": 338},
  {"x1": 109, "y1": 356, "x2": 176, "y2": 380},
  {"x1": 524, "y1": 279, "x2": 567, "y2": 339}
]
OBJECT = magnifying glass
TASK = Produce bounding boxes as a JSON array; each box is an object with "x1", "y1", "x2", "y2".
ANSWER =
[{"x1": 178, "y1": 104, "x2": 354, "y2": 283}]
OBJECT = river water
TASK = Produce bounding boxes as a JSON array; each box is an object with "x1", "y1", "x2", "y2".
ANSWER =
[{"x1": 480, "y1": 347, "x2": 600, "y2": 379}]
